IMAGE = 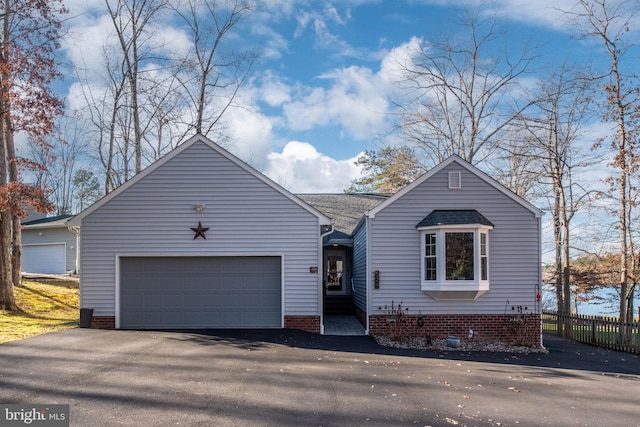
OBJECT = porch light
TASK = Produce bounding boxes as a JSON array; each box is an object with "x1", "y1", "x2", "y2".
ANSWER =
[{"x1": 193, "y1": 204, "x2": 206, "y2": 212}]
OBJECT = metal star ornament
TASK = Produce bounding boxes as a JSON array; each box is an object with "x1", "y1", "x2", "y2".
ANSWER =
[{"x1": 191, "y1": 221, "x2": 210, "y2": 240}]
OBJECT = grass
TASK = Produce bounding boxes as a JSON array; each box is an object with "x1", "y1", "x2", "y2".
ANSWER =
[{"x1": 0, "y1": 280, "x2": 79, "y2": 344}]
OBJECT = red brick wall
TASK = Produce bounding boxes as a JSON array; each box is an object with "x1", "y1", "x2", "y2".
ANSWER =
[
  {"x1": 284, "y1": 315, "x2": 321, "y2": 333},
  {"x1": 368, "y1": 313, "x2": 541, "y2": 347},
  {"x1": 91, "y1": 316, "x2": 115, "y2": 329}
]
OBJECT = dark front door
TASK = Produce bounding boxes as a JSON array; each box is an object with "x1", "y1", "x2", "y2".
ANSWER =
[{"x1": 325, "y1": 249, "x2": 348, "y2": 295}]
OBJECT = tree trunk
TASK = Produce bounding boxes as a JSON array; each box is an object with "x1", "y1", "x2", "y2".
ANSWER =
[
  {"x1": 0, "y1": 106, "x2": 16, "y2": 310},
  {"x1": 562, "y1": 191, "x2": 572, "y2": 338},
  {"x1": 617, "y1": 108, "x2": 628, "y2": 341},
  {"x1": 5, "y1": 124, "x2": 21, "y2": 288}
]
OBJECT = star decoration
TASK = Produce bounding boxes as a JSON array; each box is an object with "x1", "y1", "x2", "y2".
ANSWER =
[{"x1": 191, "y1": 221, "x2": 209, "y2": 240}]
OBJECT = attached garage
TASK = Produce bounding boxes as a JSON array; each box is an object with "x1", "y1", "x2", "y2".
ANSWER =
[
  {"x1": 71, "y1": 135, "x2": 331, "y2": 332},
  {"x1": 23, "y1": 243, "x2": 66, "y2": 274},
  {"x1": 119, "y1": 256, "x2": 282, "y2": 329}
]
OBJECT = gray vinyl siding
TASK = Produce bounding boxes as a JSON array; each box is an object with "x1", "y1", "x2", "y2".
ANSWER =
[
  {"x1": 351, "y1": 220, "x2": 367, "y2": 312},
  {"x1": 79, "y1": 140, "x2": 321, "y2": 318},
  {"x1": 22, "y1": 227, "x2": 78, "y2": 272},
  {"x1": 369, "y1": 163, "x2": 540, "y2": 316}
]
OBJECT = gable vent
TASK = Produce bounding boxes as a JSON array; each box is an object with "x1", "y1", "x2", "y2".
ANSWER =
[{"x1": 448, "y1": 171, "x2": 461, "y2": 189}]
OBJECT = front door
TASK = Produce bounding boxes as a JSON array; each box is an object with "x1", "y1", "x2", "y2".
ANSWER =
[{"x1": 325, "y1": 250, "x2": 347, "y2": 295}]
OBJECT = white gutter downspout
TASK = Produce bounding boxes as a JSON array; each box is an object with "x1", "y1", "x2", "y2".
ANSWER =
[
  {"x1": 319, "y1": 222, "x2": 334, "y2": 335},
  {"x1": 68, "y1": 225, "x2": 81, "y2": 274},
  {"x1": 365, "y1": 212, "x2": 373, "y2": 335}
]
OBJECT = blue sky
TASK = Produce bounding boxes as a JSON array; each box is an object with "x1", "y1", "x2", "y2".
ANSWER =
[{"x1": 58, "y1": 0, "x2": 634, "y2": 194}]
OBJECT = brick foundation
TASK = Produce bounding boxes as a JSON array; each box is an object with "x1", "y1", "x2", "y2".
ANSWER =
[
  {"x1": 284, "y1": 315, "x2": 321, "y2": 333},
  {"x1": 368, "y1": 313, "x2": 541, "y2": 347},
  {"x1": 91, "y1": 316, "x2": 115, "y2": 329}
]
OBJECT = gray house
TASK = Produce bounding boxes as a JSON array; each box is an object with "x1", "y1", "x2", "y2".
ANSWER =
[
  {"x1": 72, "y1": 135, "x2": 542, "y2": 345},
  {"x1": 22, "y1": 215, "x2": 78, "y2": 274}
]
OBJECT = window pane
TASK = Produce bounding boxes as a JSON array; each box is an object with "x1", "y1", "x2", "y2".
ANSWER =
[
  {"x1": 445, "y1": 232, "x2": 474, "y2": 280},
  {"x1": 480, "y1": 233, "x2": 488, "y2": 280},
  {"x1": 425, "y1": 233, "x2": 436, "y2": 256},
  {"x1": 425, "y1": 257, "x2": 437, "y2": 281},
  {"x1": 424, "y1": 233, "x2": 437, "y2": 281}
]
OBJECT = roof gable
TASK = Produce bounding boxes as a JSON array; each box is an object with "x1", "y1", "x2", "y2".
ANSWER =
[
  {"x1": 367, "y1": 155, "x2": 541, "y2": 219},
  {"x1": 70, "y1": 134, "x2": 331, "y2": 226}
]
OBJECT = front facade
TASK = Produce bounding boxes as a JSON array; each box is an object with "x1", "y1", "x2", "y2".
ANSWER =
[
  {"x1": 351, "y1": 157, "x2": 542, "y2": 346},
  {"x1": 71, "y1": 135, "x2": 331, "y2": 330},
  {"x1": 74, "y1": 136, "x2": 542, "y2": 346}
]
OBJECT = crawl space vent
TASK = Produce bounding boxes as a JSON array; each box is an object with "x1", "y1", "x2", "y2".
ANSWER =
[{"x1": 448, "y1": 171, "x2": 461, "y2": 189}]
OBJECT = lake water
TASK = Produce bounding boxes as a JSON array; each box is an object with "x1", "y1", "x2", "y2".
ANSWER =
[{"x1": 542, "y1": 285, "x2": 640, "y2": 318}]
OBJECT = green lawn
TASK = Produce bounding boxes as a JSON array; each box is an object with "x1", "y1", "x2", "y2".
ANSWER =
[{"x1": 0, "y1": 280, "x2": 79, "y2": 344}]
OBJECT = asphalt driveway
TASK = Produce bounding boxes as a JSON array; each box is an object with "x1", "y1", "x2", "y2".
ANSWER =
[{"x1": 0, "y1": 329, "x2": 638, "y2": 427}]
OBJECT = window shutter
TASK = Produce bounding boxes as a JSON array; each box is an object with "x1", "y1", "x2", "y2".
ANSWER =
[{"x1": 448, "y1": 171, "x2": 461, "y2": 189}]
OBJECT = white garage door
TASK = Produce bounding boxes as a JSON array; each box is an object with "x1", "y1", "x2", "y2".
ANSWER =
[
  {"x1": 120, "y1": 256, "x2": 282, "y2": 329},
  {"x1": 23, "y1": 244, "x2": 66, "y2": 274}
]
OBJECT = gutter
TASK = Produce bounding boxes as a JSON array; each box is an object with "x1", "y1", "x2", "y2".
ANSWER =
[{"x1": 319, "y1": 222, "x2": 334, "y2": 335}]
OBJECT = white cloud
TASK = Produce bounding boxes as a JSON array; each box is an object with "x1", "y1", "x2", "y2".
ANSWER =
[
  {"x1": 264, "y1": 141, "x2": 362, "y2": 192},
  {"x1": 223, "y1": 105, "x2": 274, "y2": 171},
  {"x1": 281, "y1": 65, "x2": 390, "y2": 140}
]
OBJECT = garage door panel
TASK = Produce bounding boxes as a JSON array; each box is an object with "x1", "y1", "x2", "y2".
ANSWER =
[
  {"x1": 120, "y1": 256, "x2": 281, "y2": 329},
  {"x1": 23, "y1": 244, "x2": 66, "y2": 274}
]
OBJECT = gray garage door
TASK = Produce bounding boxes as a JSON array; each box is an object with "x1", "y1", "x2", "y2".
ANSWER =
[
  {"x1": 23, "y1": 244, "x2": 66, "y2": 274},
  {"x1": 120, "y1": 256, "x2": 281, "y2": 329}
]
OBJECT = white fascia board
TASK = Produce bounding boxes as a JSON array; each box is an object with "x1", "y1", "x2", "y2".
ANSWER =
[{"x1": 23, "y1": 221, "x2": 69, "y2": 229}]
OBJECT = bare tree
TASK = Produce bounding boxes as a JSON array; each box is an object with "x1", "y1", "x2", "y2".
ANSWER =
[
  {"x1": 172, "y1": 0, "x2": 256, "y2": 140},
  {"x1": 567, "y1": 0, "x2": 640, "y2": 333},
  {"x1": 105, "y1": 0, "x2": 169, "y2": 174},
  {"x1": 518, "y1": 64, "x2": 596, "y2": 336},
  {"x1": 489, "y1": 128, "x2": 544, "y2": 199},
  {"x1": 394, "y1": 10, "x2": 536, "y2": 166},
  {"x1": 28, "y1": 117, "x2": 92, "y2": 215}
]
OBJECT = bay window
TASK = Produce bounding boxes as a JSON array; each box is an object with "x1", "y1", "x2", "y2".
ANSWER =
[{"x1": 416, "y1": 210, "x2": 493, "y2": 300}]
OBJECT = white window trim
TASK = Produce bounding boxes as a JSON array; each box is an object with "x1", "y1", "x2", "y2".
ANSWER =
[{"x1": 418, "y1": 224, "x2": 493, "y2": 300}]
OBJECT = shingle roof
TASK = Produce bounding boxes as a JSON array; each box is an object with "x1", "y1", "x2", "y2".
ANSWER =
[
  {"x1": 297, "y1": 193, "x2": 390, "y2": 234},
  {"x1": 416, "y1": 210, "x2": 494, "y2": 228},
  {"x1": 21, "y1": 214, "x2": 74, "y2": 226}
]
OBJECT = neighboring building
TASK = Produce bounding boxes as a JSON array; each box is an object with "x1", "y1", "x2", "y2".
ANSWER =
[
  {"x1": 22, "y1": 215, "x2": 78, "y2": 274},
  {"x1": 72, "y1": 134, "x2": 542, "y2": 346}
]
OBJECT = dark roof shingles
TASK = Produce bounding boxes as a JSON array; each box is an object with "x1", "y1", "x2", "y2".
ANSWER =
[
  {"x1": 416, "y1": 210, "x2": 493, "y2": 228},
  {"x1": 297, "y1": 193, "x2": 389, "y2": 234}
]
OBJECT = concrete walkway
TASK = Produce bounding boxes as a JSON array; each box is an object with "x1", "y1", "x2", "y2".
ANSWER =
[
  {"x1": 0, "y1": 329, "x2": 638, "y2": 426},
  {"x1": 323, "y1": 315, "x2": 366, "y2": 335}
]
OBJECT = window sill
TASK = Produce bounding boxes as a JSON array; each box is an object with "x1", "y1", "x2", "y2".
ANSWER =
[{"x1": 421, "y1": 281, "x2": 489, "y2": 300}]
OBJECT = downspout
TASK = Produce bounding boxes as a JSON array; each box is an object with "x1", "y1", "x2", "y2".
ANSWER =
[
  {"x1": 68, "y1": 225, "x2": 80, "y2": 274},
  {"x1": 319, "y1": 222, "x2": 334, "y2": 334},
  {"x1": 365, "y1": 213, "x2": 372, "y2": 335}
]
